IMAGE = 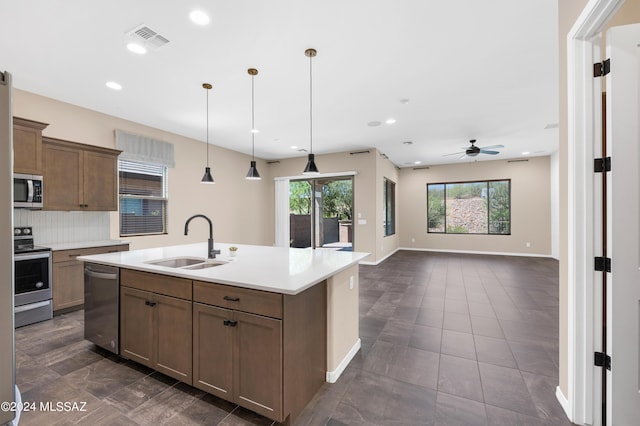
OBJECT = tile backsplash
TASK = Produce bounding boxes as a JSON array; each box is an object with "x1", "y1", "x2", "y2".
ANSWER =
[{"x1": 14, "y1": 210, "x2": 110, "y2": 245}]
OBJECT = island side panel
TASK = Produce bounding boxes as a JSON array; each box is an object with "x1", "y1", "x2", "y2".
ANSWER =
[
  {"x1": 282, "y1": 280, "x2": 327, "y2": 424},
  {"x1": 326, "y1": 264, "x2": 360, "y2": 381}
]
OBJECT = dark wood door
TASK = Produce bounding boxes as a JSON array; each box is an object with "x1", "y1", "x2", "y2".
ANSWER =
[
  {"x1": 13, "y1": 120, "x2": 44, "y2": 174},
  {"x1": 235, "y1": 311, "x2": 283, "y2": 421},
  {"x1": 192, "y1": 303, "x2": 234, "y2": 398},
  {"x1": 120, "y1": 287, "x2": 153, "y2": 366},
  {"x1": 83, "y1": 150, "x2": 117, "y2": 211},
  {"x1": 43, "y1": 141, "x2": 82, "y2": 210},
  {"x1": 154, "y1": 293, "x2": 192, "y2": 384}
]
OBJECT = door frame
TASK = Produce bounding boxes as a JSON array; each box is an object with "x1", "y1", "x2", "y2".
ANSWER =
[
  {"x1": 274, "y1": 171, "x2": 357, "y2": 248},
  {"x1": 565, "y1": 0, "x2": 625, "y2": 424}
]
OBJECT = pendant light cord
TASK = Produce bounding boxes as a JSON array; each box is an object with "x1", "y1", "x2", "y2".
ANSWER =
[
  {"x1": 206, "y1": 87, "x2": 210, "y2": 167},
  {"x1": 251, "y1": 73, "x2": 255, "y2": 161},
  {"x1": 309, "y1": 52, "x2": 313, "y2": 155}
]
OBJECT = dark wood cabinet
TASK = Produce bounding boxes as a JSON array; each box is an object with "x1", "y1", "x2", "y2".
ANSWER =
[
  {"x1": 42, "y1": 137, "x2": 120, "y2": 211},
  {"x1": 13, "y1": 117, "x2": 48, "y2": 175},
  {"x1": 52, "y1": 244, "x2": 128, "y2": 313},
  {"x1": 193, "y1": 280, "x2": 324, "y2": 423},
  {"x1": 193, "y1": 302, "x2": 283, "y2": 420},
  {"x1": 120, "y1": 269, "x2": 192, "y2": 384}
]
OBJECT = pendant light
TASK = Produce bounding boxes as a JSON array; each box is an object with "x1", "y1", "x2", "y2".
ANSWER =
[
  {"x1": 245, "y1": 68, "x2": 261, "y2": 180},
  {"x1": 201, "y1": 83, "x2": 215, "y2": 184},
  {"x1": 303, "y1": 48, "x2": 319, "y2": 175}
]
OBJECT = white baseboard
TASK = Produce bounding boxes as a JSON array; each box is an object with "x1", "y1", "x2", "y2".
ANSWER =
[
  {"x1": 359, "y1": 248, "x2": 400, "y2": 266},
  {"x1": 398, "y1": 247, "x2": 554, "y2": 258},
  {"x1": 326, "y1": 338, "x2": 361, "y2": 383},
  {"x1": 555, "y1": 386, "x2": 572, "y2": 422}
]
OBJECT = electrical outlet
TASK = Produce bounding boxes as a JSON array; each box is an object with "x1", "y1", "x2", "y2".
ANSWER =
[
  {"x1": 411, "y1": 237, "x2": 415, "y2": 243},
  {"x1": 526, "y1": 242, "x2": 531, "y2": 247},
  {"x1": 349, "y1": 276, "x2": 354, "y2": 290}
]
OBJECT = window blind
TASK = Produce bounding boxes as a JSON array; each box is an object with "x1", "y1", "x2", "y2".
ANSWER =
[{"x1": 119, "y1": 159, "x2": 168, "y2": 236}]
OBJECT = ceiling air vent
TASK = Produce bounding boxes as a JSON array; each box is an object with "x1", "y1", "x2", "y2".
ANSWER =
[{"x1": 126, "y1": 24, "x2": 170, "y2": 50}]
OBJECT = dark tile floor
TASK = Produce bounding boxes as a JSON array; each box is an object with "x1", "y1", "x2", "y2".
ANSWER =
[{"x1": 14, "y1": 251, "x2": 572, "y2": 425}]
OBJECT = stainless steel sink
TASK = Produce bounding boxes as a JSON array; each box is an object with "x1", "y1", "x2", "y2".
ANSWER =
[
  {"x1": 182, "y1": 261, "x2": 227, "y2": 270},
  {"x1": 145, "y1": 257, "x2": 228, "y2": 269},
  {"x1": 146, "y1": 257, "x2": 205, "y2": 268}
]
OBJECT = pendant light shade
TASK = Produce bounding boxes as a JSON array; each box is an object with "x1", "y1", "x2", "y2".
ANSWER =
[
  {"x1": 201, "y1": 83, "x2": 215, "y2": 184},
  {"x1": 245, "y1": 68, "x2": 261, "y2": 180},
  {"x1": 303, "y1": 48, "x2": 319, "y2": 175}
]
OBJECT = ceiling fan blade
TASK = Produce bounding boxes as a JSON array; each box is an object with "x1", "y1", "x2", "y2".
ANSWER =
[
  {"x1": 480, "y1": 150, "x2": 500, "y2": 155},
  {"x1": 443, "y1": 151, "x2": 464, "y2": 157},
  {"x1": 480, "y1": 144, "x2": 504, "y2": 150},
  {"x1": 458, "y1": 153, "x2": 467, "y2": 159}
]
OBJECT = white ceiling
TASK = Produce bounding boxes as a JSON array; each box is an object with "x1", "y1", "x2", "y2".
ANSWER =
[{"x1": 0, "y1": 0, "x2": 559, "y2": 167}]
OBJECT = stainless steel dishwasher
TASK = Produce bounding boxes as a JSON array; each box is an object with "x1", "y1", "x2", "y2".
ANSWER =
[{"x1": 84, "y1": 263, "x2": 119, "y2": 354}]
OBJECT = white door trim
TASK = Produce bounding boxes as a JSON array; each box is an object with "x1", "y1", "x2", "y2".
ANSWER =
[{"x1": 566, "y1": 0, "x2": 625, "y2": 424}]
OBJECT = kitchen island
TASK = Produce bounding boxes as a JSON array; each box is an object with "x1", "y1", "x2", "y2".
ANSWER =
[{"x1": 79, "y1": 242, "x2": 368, "y2": 424}]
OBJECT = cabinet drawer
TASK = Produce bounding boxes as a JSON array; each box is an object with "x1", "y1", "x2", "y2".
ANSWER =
[
  {"x1": 193, "y1": 281, "x2": 282, "y2": 319},
  {"x1": 53, "y1": 244, "x2": 129, "y2": 263},
  {"x1": 121, "y1": 269, "x2": 192, "y2": 300}
]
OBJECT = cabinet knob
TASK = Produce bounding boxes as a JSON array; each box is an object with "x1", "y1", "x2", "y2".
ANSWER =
[{"x1": 223, "y1": 296, "x2": 240, "y2": 302}]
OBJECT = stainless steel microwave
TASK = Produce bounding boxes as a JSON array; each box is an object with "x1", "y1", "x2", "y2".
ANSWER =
[{"x1": 14, "y1": 173, "x2": 43, "y2": 209}]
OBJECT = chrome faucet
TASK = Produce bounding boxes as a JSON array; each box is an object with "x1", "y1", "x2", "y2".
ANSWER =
[{"x1": 184, "y1": 214, "x2": 220, "y2": 259}]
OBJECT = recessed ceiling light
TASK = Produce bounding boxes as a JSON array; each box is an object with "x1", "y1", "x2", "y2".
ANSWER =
[
  {"x1": 190, "y1": 10, "x2": 210, "y2": 25},
  {"x1": 251, "y1": 128, "x2": 260, "y2": 134},
  {"x1": 403, "y1": 141, "x2": 413, "y2": 145},
  {"x1": 105, "y1": 81, "x2": 122, "y2": 91},
  {"x1": 522, "y1": 151, "x2": 531, "y2": 155},
  {"x1": 290, "y1": 145, "x2": 298, "y2": 150},
  {"x1": 126, "y1": 43, "x2": 147, "y2": 55},
  {"x1": 386, "y1": 118, "x2": 396, "y2": 125},
  {"x1": 414, "y1": 161, "x2": 422, "y2": 164},
  {"x1": 367, "y1": 121, "x2": 382, "y2": 127}
]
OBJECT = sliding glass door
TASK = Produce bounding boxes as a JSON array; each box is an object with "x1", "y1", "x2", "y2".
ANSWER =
[{"x1": 289, "y1": 176, "x2": 353, "y2": 250}]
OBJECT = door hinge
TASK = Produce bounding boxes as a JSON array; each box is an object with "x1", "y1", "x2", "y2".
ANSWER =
[
  {"x1": 594, "y1": 352, "x2": 612, "y2": 370},
  {"x1": 594, "y1": 257, "x2": 611, "y2": 273},
  {"x1": 594, "y1": 58, "x2": 611, "y2": 77},
  {"x1": 594, "y1": 157, "x2": 611, "y2": 173}
]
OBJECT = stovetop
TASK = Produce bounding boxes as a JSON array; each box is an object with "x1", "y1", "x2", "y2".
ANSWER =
[{"x1": 14, "y1": 226, "x2": 51, "y2": 254}]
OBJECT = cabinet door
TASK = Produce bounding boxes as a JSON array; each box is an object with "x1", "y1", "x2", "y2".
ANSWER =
[
  {"x1": 83, "y1": 150, "x2": 118, "y2": 211},
  {"x1": 120, "y1": 287, "x2": 153, "y2": 367},
  {"x1": 13, "y1": 123, "x2": 42, "y2": 174},
  {"x1": 52, "y1": 260, "x2": 84, "y2": 311},
  {"x1": 154, "y1": 293, "x2": 192, "y2": 384},
  {"x1": 193, "y1": 303, "x2": 234, "y2": 398},
  {"x1": 43, "y1": 142, "x2": 82, "y2": 210},
  {"x1": 235, "y1": 311, "x2": 283, "y2": 421}
]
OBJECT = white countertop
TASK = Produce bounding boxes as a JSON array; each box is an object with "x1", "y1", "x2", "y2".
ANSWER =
[
  {"x1": 78, "y1": 242, "x2": 369, "y2": 295},
  {"x1": 48, "y1": 240, "x2": 130, "y2": 251}
]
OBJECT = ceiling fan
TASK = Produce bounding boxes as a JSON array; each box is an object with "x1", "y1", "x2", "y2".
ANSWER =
[{"x1": 443, "y1": 139, "x2": 504, "y2": 159}]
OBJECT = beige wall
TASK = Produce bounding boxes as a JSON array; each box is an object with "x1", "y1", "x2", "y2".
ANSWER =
[
  {"x1": 557, "y1": 0, "x2": 640, "y2": 398},
  {"x1": 398, "y1": 157, "x2": 551, "y2": 255},
  {"x1": 267, "y1": 149, "x2": 398, "y2": 264},
  {"x1": 377, "y1": 151, "x2": 400, "y2": 261},
  {"x1": 13, "y1": 89, "x2": 273, "y2": 250},
  {"x1": 326, "y1": 265, "x2": 359, "y2": 373}
]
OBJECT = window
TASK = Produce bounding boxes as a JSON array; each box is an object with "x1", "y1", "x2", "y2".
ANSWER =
[
  {"x1": 384, "y1": 178, "x2": 396, "y2": 236},
  {"x1": 119, "y1": 160, "x2": 168, "y2": 236},
  {"x1": 427, "y1": 179, "x2": 510, "y2": 235}
]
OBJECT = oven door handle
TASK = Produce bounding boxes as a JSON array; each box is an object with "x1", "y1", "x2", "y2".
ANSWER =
[
  {"x1": 14, "y1": 252, "x2": 51, "y2": 261},
  {"x1": 85, "y1": 268, "x2": 118, "y2": 280},
  {"x1": 14, "y1": 300, "x2": 50, "y2": 313}
]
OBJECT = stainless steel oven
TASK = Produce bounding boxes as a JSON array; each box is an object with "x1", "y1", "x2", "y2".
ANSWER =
[{"x1": 14, "y1": 227, "x2": 52, "y2": 327}]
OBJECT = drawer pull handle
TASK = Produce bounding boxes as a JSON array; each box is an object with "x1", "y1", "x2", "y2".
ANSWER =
[
  {"x1": 223, "y1": 319, "x2": 238, "y2": 327},
  {"x1": 145, "y1": 300, "x2": 156, "y2": 307},
  {"x1": 223, "y1": 296, "x2": 240, "y2": 302}
]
